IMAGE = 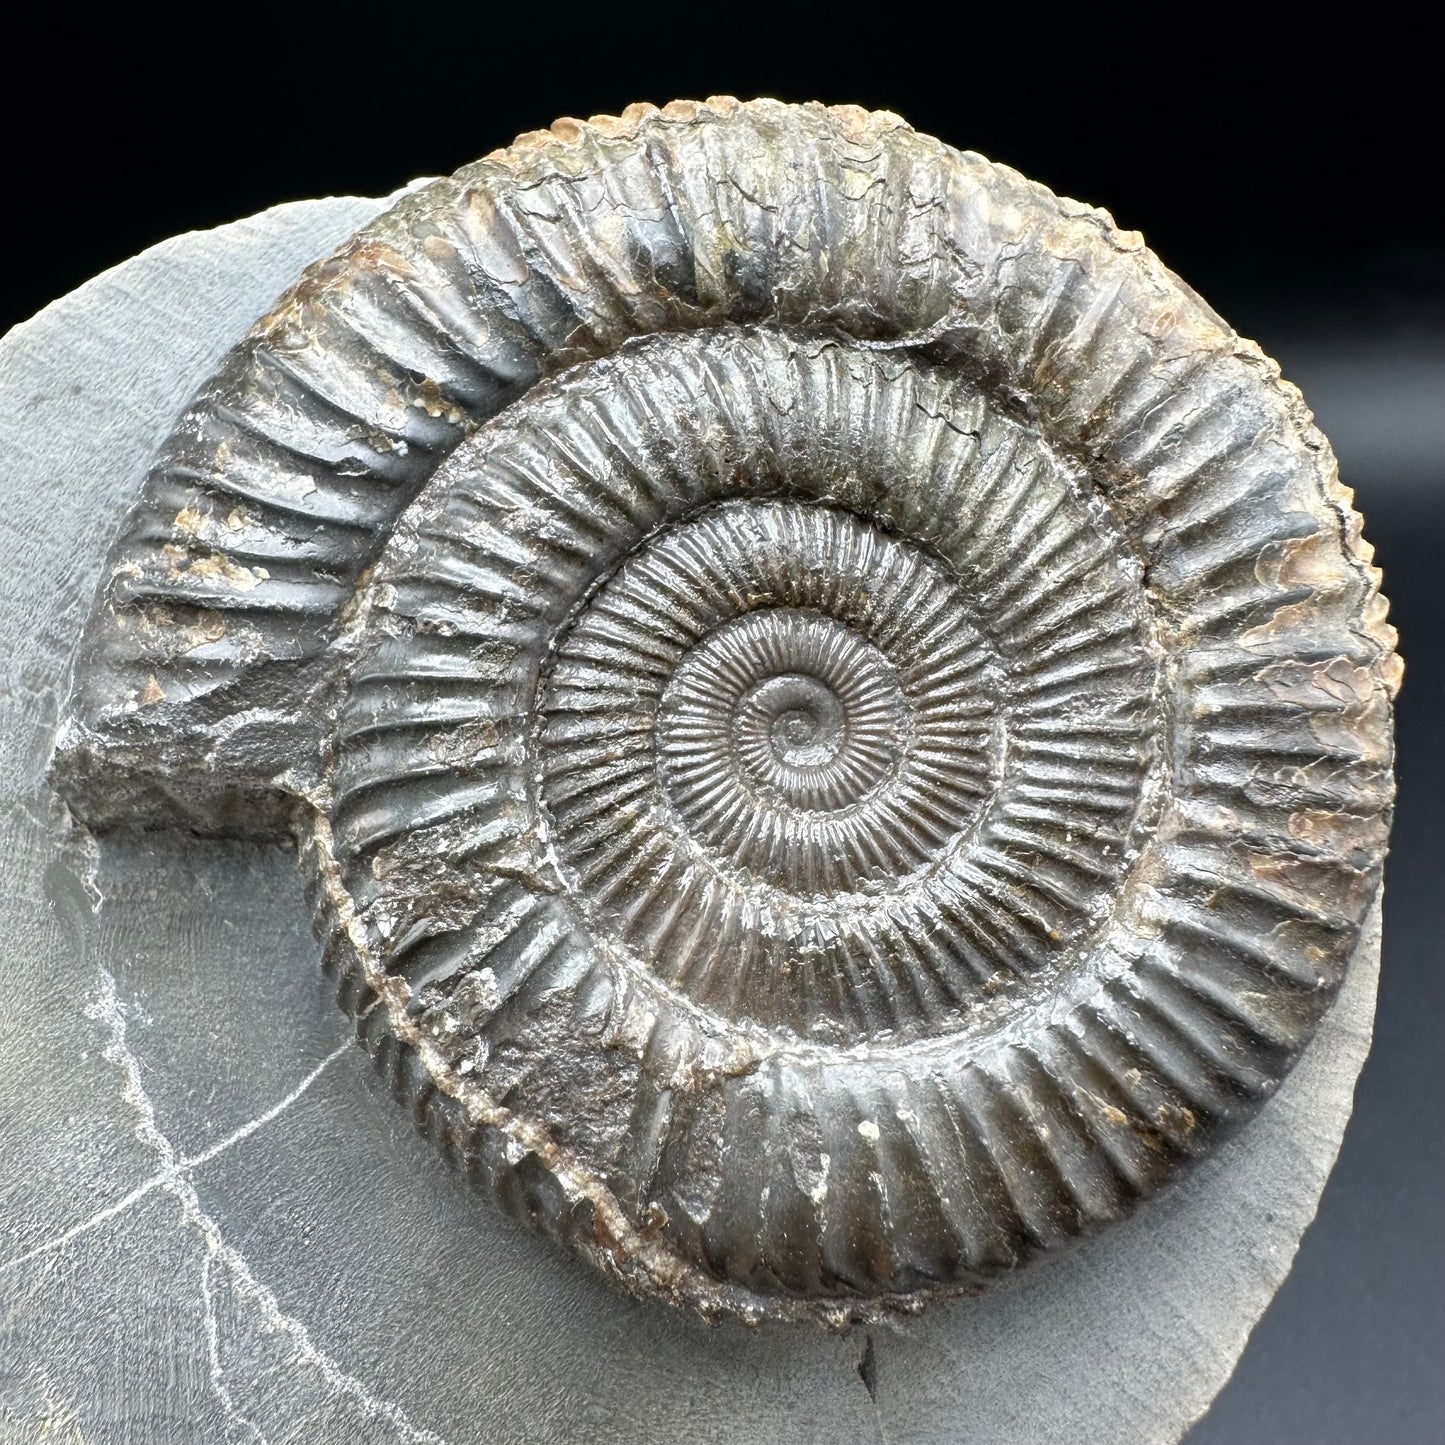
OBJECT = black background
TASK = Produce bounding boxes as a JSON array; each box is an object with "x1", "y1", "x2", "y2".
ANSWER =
[{"x1": 4, "y1": 7, "x2": 1440, "y2": 1441}]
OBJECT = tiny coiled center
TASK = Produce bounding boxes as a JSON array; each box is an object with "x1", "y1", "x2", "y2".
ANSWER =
[
  {"x1": 661, "y1": 608, "x2": 908, "y2": 839},
  {"x1": 749, "y1": 673, "x2": 845, "y2": 769}
]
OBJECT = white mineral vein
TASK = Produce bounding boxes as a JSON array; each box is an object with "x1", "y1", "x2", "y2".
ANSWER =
[{"x1": 4, "y1": 970, "x2": 449, "y2": 1445}]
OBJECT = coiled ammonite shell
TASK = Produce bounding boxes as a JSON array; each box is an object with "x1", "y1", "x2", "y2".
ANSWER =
[{"x1": 54, "y1": 98, "x2": 1399, "y2": 1325}]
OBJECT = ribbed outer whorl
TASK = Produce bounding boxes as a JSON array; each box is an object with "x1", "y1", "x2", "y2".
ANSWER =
[{"x1": 58, "y1": 99, "x2": 1397, "y2": 1324}]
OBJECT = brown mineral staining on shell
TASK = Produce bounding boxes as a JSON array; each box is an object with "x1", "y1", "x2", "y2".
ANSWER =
[{"x1": 53, "y1": 98, "x2": 1397, "y2": 1325}]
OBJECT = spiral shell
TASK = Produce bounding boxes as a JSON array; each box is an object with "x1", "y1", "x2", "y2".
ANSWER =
[{"x1": 54, "y1": 99, "x2": 1398, "y2": 1324}]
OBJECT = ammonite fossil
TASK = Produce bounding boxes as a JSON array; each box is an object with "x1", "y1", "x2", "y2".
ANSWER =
[{"x1": 52, "y1": 98, "x2": 1399, "y2": 1326}]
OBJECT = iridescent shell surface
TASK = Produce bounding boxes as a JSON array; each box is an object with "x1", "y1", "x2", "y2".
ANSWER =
[{"x1": 54, "y1": 99, "x2": 1398, "y2": 1324}]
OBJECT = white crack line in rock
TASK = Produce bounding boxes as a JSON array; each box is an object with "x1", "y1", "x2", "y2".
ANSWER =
[
  {"x1": 6, "y1": 970, "x2": 449, "y2": 1445},
  {"x1": 1, "y1": 1039, "x2": 351, "y2": 1277},
  {"x1": 201, "y1": 1249, "x2": 270, "y2": 1445},
  {"x1": 0, "y1": 1170, "x2": 172, "y2": 1275}
]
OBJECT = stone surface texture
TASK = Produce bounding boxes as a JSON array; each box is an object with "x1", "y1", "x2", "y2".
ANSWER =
[
  {"x1": 0, "y1": 186, "x2": 1384, "y2": 1445},
  {"x1": 45, "y1": 102, "x2": 1396, "y2": 1326}
]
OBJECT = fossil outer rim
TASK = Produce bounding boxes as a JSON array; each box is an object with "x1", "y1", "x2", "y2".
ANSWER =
[{"x1": 53, "y1": 98, "x2": 1398, "y2": 1325}]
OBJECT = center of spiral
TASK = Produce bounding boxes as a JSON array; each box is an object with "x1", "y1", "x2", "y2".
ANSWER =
[
  {"x1": 537, "y1": 499, "x2": 1017, "y2": 1029},
  {"x1": 660, "y1": 608, "x2": 906, "y2": 836},
  {"x1": 742, "y1": 673, "x2": 845, "y2": 770}
]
